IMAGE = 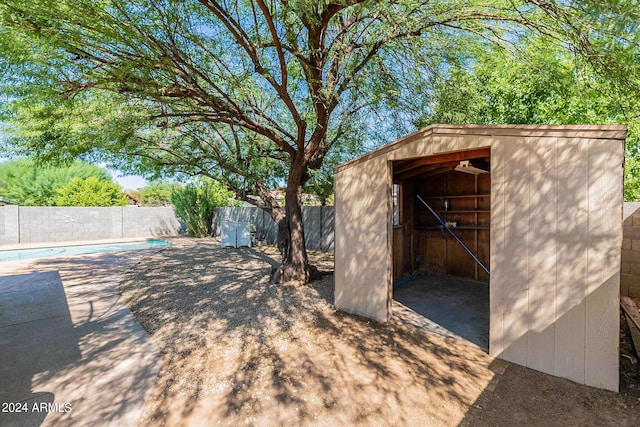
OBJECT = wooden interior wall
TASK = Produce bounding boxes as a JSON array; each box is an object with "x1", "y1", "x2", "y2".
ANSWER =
[
  {"x1": 392, "y1": 227, "x2": 402, "y2": 283},
  {"x1": 392, "y1": 182, "x2": 415, "y2": 283},
  {"x1": 409, "y1": 172, "x2": 490, "y2": 282}
]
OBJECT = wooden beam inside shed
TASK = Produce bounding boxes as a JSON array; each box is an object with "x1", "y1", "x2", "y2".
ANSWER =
[
  {"x1": 393, "y1": 148, "x2": 490, "y2": 176},
  {"x1": 395, "y1": 161, "x2": 460, "y2": 180}
]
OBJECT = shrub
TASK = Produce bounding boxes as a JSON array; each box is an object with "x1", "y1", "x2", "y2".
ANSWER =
[
  {"x1": 138, "y1": 181, "x2": 177, "y2": 206},
  {"x1": 56, "y1": 176, "x2": 128, "y2": 206},
  {"x1": 170, "y1": 180, "x2": 234, "y2": 237},
  {"x1": 0, "y1": 159, "x2": 111, "y2": 205}
]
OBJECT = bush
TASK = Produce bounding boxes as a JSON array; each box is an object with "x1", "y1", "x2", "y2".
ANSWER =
[
  {"x1": 138, "y1": 181, "x2": 177, "y2": 206},
  {"x1": 56, "y1": 176, "x2": 128, "y2": 206},
  {"x1": 0, "y1": 159, "x2": 112, "y2": 205},
  {"x1": 170, "y1": 180, "x2": 235, "y2": 237}
]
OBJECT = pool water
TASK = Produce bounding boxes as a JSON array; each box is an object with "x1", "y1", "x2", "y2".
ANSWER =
[{"x1": 0, "y1": 239, "x2": 171, "y2": 262}]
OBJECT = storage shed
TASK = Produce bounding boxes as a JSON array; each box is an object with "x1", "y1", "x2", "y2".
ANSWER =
[{"x1": 334, "y1": 124, "x2": 626, "y2": 391}]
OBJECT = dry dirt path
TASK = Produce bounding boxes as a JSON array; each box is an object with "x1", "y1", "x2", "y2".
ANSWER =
[{"x1": 121, "y1": 238, "x2": 639, "y2": 427}]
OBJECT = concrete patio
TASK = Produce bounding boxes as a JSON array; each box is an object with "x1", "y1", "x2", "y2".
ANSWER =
[
  {"x1": 393, "y1": 274, "x2": 489, "y2": 351},
  {"x1": 0, "y1": 250, "x2": 162, "y2": 426}
]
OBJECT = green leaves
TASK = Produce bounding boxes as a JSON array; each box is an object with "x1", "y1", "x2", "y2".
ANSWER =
[
  {"x1": 137, "y1": 181, "x2": 177, "y2": 206},
  {"x1": 0, "y1": 159, "x2": 113, "y2": 205},
  {"x1": 1, "y1": 0, "x2": 639, "y2": 206},
  {"x1": 170, "y1": 179, "x2": 236, "y2": 237},
  {"x1": 55, "y1": 176, "x2": 128, "y2": 206},
  {"x1": 420, "y1": 34, "x2": 640, "y2": 200}
]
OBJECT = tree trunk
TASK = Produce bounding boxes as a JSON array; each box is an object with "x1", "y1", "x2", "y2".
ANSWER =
[
  {"x1": 275, "y1": 159, "x2": 310, "y2": 286},
  {"x1": 251, "y1": 171, "x2": 310, "y2": 286}
]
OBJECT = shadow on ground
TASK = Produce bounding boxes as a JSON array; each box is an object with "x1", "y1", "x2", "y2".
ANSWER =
[
  {"x1": 0, "y1": 250, "x2": 161, "y2": 426},
  {"x1": 120, "y1": 239, "x2": 493, "y2": 426},
  {"x1": 0, "y1": 271, "x2": 76, "y2": 427},
  {"x1": 120, "y1": 238, "x2": 639, "y2": 426}
]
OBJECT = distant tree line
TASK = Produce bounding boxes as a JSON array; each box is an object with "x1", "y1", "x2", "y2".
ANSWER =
[{"x1": 0, "y1": 159, "x2": 127, "y2": 206}]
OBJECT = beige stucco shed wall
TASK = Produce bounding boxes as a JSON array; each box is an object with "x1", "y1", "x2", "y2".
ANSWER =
[{"x1": 334, "y1": 124, "x2": 626, "y2": 391}]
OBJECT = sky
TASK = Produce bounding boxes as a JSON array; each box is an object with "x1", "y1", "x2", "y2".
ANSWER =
[
  {"x1": 99, "y1": 162, "x2": 149, "y2": 190},
  {"x1": 111, "y1": 172, "x2": 148, "y2": 190}
]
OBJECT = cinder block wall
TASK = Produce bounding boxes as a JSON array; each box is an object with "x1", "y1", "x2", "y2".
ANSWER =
[
  {"x1": 0, "y1": 206, "x2": 182, "y2": 245},
  {"x1": 0, "y1": 206, "x2": 5, "y2": 243},
  {"x1": 1, "y1": 206, "x2": 19, "y2": 245},
  {"x1": 123, "y1": 207, "x2": 182, "y2": 238},
  {"x1": 622, "y1": 202, "x2": 640, "y2": 297}
]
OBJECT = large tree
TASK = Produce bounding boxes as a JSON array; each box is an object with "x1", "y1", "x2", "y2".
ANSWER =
[{"x1": 1, "y1": 1, "x2": 638, "y2": 284}]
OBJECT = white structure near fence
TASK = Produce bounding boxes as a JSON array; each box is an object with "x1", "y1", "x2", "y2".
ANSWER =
[
  {"x1": 213, "y1": 206, "x2": 334, "y2": 252},
  {"x1": 220, "y1": 221, "x2": 252, "y2": 248}
]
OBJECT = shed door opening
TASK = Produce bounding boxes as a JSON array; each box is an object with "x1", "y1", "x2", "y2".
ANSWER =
[{"x1": 391, "y1": 148, "x2": 491, "y2": 350}]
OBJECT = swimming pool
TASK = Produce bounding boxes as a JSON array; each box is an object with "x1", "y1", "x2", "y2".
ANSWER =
[{"x1": 0, "y1": 239, "x2": 171, "y2": 262}]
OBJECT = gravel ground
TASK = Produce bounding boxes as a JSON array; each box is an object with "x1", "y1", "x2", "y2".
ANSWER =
[{"x1": 120, "y1": 238, "x2": 639, "y2": 426}]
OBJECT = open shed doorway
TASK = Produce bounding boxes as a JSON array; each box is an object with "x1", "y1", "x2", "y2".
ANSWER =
[{"x1": 391, "y1": 148, "x2": 491, "y2": 351}]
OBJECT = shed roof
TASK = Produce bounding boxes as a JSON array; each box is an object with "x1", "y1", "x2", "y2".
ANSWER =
[{"x1": 335, "y1": 124, "x2": 627, "y2": 174}]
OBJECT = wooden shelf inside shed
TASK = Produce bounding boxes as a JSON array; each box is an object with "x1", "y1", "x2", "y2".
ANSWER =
[
  {"x1": 412, "y1": 172, "x2": 491, "y2": 282},
  {"x1": 416, "y1": 210, "x2": 491, "y2": 214}
]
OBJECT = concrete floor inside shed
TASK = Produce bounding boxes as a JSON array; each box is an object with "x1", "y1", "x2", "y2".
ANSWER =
[{"x1": 392, "y1": 274, "x2": 489, "y2": 351}]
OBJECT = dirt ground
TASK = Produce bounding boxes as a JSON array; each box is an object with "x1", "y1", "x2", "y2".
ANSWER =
[{"x1": 119, "y1": 238, "x2": 639, "y2": 426}]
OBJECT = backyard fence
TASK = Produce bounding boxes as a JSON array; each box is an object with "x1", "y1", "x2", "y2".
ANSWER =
[
  {"x1": 0, "y1": 206, "x2": 182, "y2": 245},
  {"x1": 0, "y1": 205, "x2": 335, "y2": 252},
  {"x1": 213, "y1": 206, "x2": 335, "y2": 252}
]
